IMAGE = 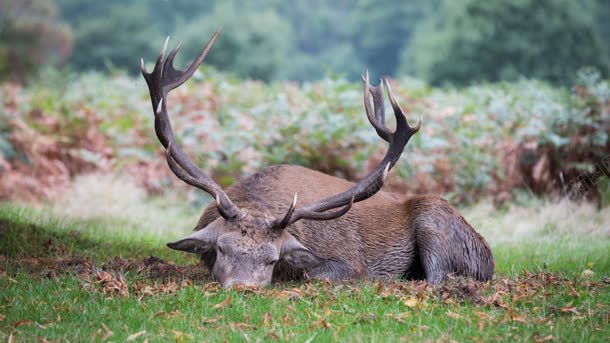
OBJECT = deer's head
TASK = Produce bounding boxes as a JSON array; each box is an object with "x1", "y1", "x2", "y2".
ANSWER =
[{"x1": 141, "y1": 29, "x2": 421, "y2": 288}]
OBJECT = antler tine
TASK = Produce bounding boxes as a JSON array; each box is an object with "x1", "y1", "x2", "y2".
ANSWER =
[
  {"x1": 161, "y1": 39, "x2": 183, "y2": 82},
  {"x1": 385, "y1": 80, "x2": 423, "y2": 133},
  {"x1": 371, "y1": 78, "x2": 386, "y2": 126},
  {"x1": 271, "y1": 193, "x2": 298, "y2": 231},
  {"x1": 142, "y1": 29, "x2": 242, "y2": 221},
  {"x1": 291, "y1": 196, "x2": 354, "y2": 223},
  {"x1": 272, "y1": 196, "x2": 354, "y2": 231},
  {"x1": 153, "y1": 36, "x2": 169, "y2": 77},
  {"x1": 363, "y1": 71, "x2": 392, "y2": 142},
  {"x1": 162, "y1": 28, "x2": 221, "y2": 94},
  {"x1": 272, "y1": 74, "x2": 421, "y2": 229}
]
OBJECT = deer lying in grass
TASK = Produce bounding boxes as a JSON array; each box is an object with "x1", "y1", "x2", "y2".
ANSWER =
[{"x1": 141, "y1": 30, "x2": 494, "y2": 288}]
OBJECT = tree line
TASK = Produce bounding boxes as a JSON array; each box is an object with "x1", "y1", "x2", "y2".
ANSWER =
[{"x1": 1, "y1": 0, "x2": 608, "y2": 85}]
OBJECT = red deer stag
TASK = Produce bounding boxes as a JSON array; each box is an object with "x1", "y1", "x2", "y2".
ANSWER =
[{"x1": 141, "y1": 30, "x2": 494, "y2": 288}]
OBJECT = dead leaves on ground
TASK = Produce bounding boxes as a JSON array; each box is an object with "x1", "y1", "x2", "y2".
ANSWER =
[
  {"x1": 3, "y1": 255, "x2": 608, "y2": 341},
  {"x1": 5, "y1": 255, "x2": 607, "y2": 313},
  {"x1": 90, "y1": 270, "x2": 129, "y2": 296},
  {"x1": 372, "y1": 271, "x2": 607, "y2": 328},
  {"x1": 2, "y1": 255, "x2": 206, "y2": 298}
]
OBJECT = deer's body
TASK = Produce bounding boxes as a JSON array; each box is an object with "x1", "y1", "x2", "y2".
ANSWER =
[
  {"x1": 142, "y1": 31, "x2": 494, "y2": 287},
  {"x1": 195, "y1": 164, "x2": 495, "y2": 283}
]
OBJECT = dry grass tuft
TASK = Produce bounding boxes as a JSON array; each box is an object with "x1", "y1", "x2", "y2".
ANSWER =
[
  {"x1": 47, "y1": 172, "x2": 200, "y2": 237},
  {"x1": 465, "y1": 198, "x2": 610, "y2": 244}
]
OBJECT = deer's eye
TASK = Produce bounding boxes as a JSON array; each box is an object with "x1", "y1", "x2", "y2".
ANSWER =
[
  {"x1": 267, "y1": 259, "x2": 278, "y2": 266},
  {"x1": 217, "y1": 246, "x2": 224, "y2": 254}
]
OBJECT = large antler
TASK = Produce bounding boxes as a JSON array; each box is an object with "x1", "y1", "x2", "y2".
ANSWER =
[
  {"x1": 141, "y1": 29, "x2": 243, "y2": 220},
  {"x1": 272, "y1": 72, "x2": 422, "y2": 230}
]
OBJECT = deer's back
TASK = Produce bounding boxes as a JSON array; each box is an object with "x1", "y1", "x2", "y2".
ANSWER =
[
  {"x1": 194, "y1": 165, "x2": 409, "y2": 272},
  {"x1": 196, "y1": 164, "x2": 407, "y2": 229}
]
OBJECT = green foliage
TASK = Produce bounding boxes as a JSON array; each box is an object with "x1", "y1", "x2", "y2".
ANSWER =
[
  {"x1": 350, "y1": 0, "x2": 438, "y2": 79},
  {"x1": 274, "y1": 0, "x2": 365, "y2": 80},
  {"x1": 59, "y1": 1, "x2": 160, "y2": 74},
  {"x1": 178, "y1": 2, "x2": 292, "y2": 82},
  {"x1": 0, "y1": 0, "x2": 610, "y2": 85},
  {"x1": 46, "y1": 0, "x2": 610, "y2": 84},
  {"x1": 403, "y1": 0, "x2": 610, "y2": 85},
  {"x1": 594, "y1": 0, "x2": 610, "y2": 41},
  {"x1": 0, "y1": 0, "x2": 73, "y2": 82},
  {"x1": 2, "y1": 67, "x2": 608, "y2": 204},
  {"x1": 392, "y1": 70, "x2": 609, "y2": 203}
]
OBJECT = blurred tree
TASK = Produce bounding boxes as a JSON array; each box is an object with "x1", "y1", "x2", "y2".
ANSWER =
[
  {"x1": 275, "y1": 0, "x2": 366, "y2": 80},
  {"x1": 178, "y1": 2, "x2": 292, "y2": 82},
  {"x1": 349, "y1": 0, "x2": 438, "y2": 79},
  {"x1": 402, "y1": 0, "x2": 610, "y2": 85},
  {"x1": 58, "y1": 1, "x2": 160, "y2": 73},
  {"x1": 148, "y1": 0, "x2": 214, "y2": 34},
  {"x1": 595, "y1": 0, "x2": 610, "y2": 42},
  {"x1": 0, "y1": 0, "x2": 73, "y2": 83}
]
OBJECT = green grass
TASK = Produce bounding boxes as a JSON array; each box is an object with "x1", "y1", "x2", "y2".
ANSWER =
[{"x1": 1, "y1": 202, "x2": 609, "y2": 342}]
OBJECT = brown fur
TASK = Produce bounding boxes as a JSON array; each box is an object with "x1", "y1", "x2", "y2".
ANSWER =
[{"x1": 195, "y1": 164, "x2": 495, "y2": 283}]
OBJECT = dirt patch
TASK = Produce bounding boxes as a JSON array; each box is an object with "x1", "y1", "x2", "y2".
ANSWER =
[
  {"x1": 1, "y1": 255, "x2": 205, "y2": 280},
  {"x1": 0, "y1": 255, "x2": 209, "y2": 297},
  {"x1": 101, "y1": 256, "x2": 206, "y2": 281}
]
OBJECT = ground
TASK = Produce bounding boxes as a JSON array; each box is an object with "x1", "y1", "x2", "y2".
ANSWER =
[{"x1": 0, "y1": 200, "x2": 608, "y2": 342}]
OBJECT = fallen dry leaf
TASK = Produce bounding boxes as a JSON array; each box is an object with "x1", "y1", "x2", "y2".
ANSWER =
[
  {"x1": 213, "y1": 296, "x2": 232, "y2": 310},
  {"x1": 403, "y1": 297, "x2": 419, "y2": 308},
  {"x1": 13, "y1": 320, "x2": 33, "y2": 328},
  {"x1": 565, "y1": 281, "x2": 580, "y2": 298},
  {"x1": 446, "y1": 311, "x2": 461, "y2": 319},
  {"x1": 100, "y1": 323, "x2": 113, "y2": 340},
  {"x1": 281, "y1": 314, "x2": 296, "y2": 326},
  {"x1": 229, "y1": 322, "x2": 257, "y2": 330},
  {"x1": 234, "y1": 284, "x2": 262, "y2": 293},
  {"x1": 308, "y1": 317, "x2": 331, "y2": 330},
  {"x1": 560, "y1": 306, "x2": 580, "y2": 315},
  {"x1": 534, "y1": 334, "x2": 554, "y2": 342},
  {"x1": 268, "y1": 331, "x2": 280, "y2": 340},
  {"x1": 386, "y1": 312, "x2": 410, "y2": 323},
  {"x1": 203, "y1": 316, "x2": 221, "y2": 325},
  {"x1": 474, "y1": 311, "x2": 492, "y2": 321},
  {"x1": 127, "y1": 330, "x2": 146, "y2": 341},
  {"x1": 511, "y1": 315, "x2": 527, "y2": 323}
]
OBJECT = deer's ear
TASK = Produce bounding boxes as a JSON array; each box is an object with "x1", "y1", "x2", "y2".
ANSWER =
[
  {"x1": 167, "y1": 228, "x2": 215, "y2": 254},
  {"x1": 167, "y1": 238, "x2": 211, "y2": 254},
  {"x1": 280, "y1": 234, "x2": 326, "y2": 269}
]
